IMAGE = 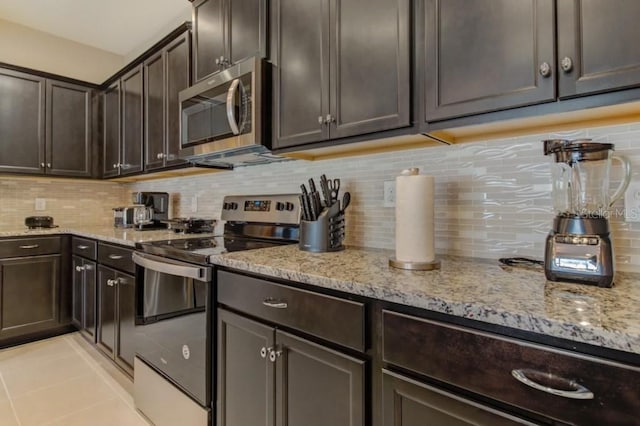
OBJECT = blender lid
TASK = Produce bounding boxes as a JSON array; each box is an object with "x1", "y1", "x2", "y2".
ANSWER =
[{"x1": 544, "y1": 138, "x2": 615, "y2": 162}]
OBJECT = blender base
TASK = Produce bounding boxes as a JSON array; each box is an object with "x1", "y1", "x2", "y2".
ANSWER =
[{"x1": 544, "y1": 216, "x2": 615, "y2": 288}]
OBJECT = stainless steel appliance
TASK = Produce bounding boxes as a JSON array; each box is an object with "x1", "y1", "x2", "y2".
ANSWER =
[
  {"x1": 132, "y1": 194, "x2": 300, "y2": 426},
  {"x1": 24, "y1": 216, "x2": 57, "y2": 229},
  {"x1": 543, "y1": 139, "x2": 631, "y2": 287},
  {"x1": 178, "y1": 57, "x2": 289, "y2": 168},
  {"x1": 162, "y1": 218, "x2": 216, "y2": 234}
]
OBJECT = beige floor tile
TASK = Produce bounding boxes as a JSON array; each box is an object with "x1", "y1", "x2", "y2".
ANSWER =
[
  {"x1": 0, "y1": 400, "x2": 19, "y2": 426},
  {"x1": 0, "y1": 335, "x2": 76, "y2": 371},
  {"x1": 12, "y1": 373, "x2": 118, "y2": 426},
  {"x1": 46, "y1": 398, "x2": 149, "y2": 426},
  {"x1": 0, "y1": 377, "x2": 9, "y2": 402},
  {"x1": 2, "y1": 352, "x2": 94, "y2": 398}
]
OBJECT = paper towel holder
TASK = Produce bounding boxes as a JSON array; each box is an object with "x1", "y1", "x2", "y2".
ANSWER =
[{"x1": 389, "y1": 257, "x2": 441, "y2": 271}]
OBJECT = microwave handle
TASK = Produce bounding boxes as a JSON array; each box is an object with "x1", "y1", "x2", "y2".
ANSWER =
[{"x1": 226, "y1": 78, "x2": 242, "y2": 135}]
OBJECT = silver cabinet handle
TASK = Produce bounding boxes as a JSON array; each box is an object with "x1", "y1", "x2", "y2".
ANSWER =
[
  {"x1": 47, "y1": 163, "x2": 51, "y2": 168},
  {"x1": 539, "y1": 62, "x2": 552, "y2": 78},
  {"x1": 325, "y1": 114, "x2": 335, "y2": 124},
  {"x1": 106, "y1": 279, "x2": 116, "y2": 287},
  {"x1": 560, "y1": 56, "x2": 573, "y2": 73},
  {"x1": 318, "y1": 116, "x2": 324, "y2": 125},
  {"x1": 156, "y1": 153, "x2": 165, "y2": 159},
  {"x1": 40, "y1": 163, "x2": 45, "y2": 168},
  {"x1": 511, "y1": 369, "x2": 594, "y2": 400},
  {"x1": 113, "y1": 163, "x2": 118, "y2": 169},
  {"x1": 75, "y1": 265, "x2": 85, "y2": 272},
  {"x1": 19, "y1": 244, "x2": 39, "y2": 249},
  {"x1": 262, "y1": 298, "x2": 288, "y2": 309},
  {"x1": 77, "y1": 245, "x2": 89, "y2": 250},
  {"x1": 108, "y1": 254, "x2": 123, "y2": 260},
  {"x1": 269, "y1": 348, "x2": 282, "y2": 363},
  {"x1": 260, "y1": 347, "x2": 269, "y2": 359}
]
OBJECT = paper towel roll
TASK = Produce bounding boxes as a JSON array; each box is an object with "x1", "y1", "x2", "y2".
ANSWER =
[{"x1": 395, "y1": 169, "x2": 435, "y2": 263}]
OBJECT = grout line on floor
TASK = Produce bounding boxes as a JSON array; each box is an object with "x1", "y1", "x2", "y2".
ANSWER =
[
  {"x1": 0, "y1": 371, "x2": 22, "y2": 426},
  {"x1": 64, "y1": 334, "x2": 150, "y2": 424},
  {"x1": 39, "y1": 396, "x2": 118, "y2": 426}
]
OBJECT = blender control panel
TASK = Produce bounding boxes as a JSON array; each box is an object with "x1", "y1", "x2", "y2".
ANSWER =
[{"x1": 554, "y1": 235, "x2": 600, "y2": 245}]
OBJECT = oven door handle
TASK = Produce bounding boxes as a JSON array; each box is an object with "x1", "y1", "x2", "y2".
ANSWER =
[{"x1": 132, "y1": 252, "x2": 211, "y2": 281}]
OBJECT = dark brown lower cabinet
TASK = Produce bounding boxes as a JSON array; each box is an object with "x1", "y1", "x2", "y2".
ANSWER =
[
  {"x1": 72, "y1": 255, "x2": 97, "y2": 341},
  {"x1": 0, "y1": 254, "x2": 60, "y2": 339},
  {"x1": 382, "y1": 370, "x2": 531, "y2": 426},
  {"x1": 218, "y1": 308, "x2": 365, "y2": 426},
  {"x1": 97, "y1": 265, "x2": 135, "y2": 376}
]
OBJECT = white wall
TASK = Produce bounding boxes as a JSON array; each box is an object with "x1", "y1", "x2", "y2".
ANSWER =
[{"x1": 0, "y1": 18, "x2": 124, "y2": 83}]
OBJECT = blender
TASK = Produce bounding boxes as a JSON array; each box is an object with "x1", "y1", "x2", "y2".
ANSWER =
[{"x1": 543, "y1": 139, "x2": 631, "y2": 287}]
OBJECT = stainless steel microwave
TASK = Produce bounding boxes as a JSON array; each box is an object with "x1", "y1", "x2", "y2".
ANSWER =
[{"x1": 178, "y1": 58, "x2": 286, "y2": 168}]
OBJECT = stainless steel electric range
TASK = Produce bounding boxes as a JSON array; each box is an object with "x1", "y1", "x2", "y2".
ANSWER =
[{"x1": 131, "y1": 194, "x2": 300, "y2": 426}]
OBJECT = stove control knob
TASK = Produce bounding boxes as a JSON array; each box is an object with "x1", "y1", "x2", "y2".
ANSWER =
[
  {"x1": 276, "y1": 202, "x2": 285, "y2": 211},
  {"x1": 285, "y1": 202, "x2": 295, "y2": 211},
  {"x1": 223, "y1": 202, "x2": 230, "y2": 210}
]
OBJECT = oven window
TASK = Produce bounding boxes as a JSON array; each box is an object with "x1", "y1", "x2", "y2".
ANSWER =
[{"x1": 140, "y1": 269, "x2": 203, "y2": 323}]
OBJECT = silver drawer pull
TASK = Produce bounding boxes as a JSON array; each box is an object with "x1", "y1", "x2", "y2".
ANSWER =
[
  {"x1": 77, "y1": 245, "x2": 89, "y2": 250},
  {"x1": 262, "y1": 298, "x2": 288, "y2": 309},
  {"x1": 511, "y1": 369, "x2": 594, "y2": 400},
  {"x1": 108, "y1": 254, "x2": 124, "y2": 260},
  {"x1": 75, "y1": 265, "x2": 85, "y2": 272},
  {"x1": 19, "y1": 244, "x2": 39, "y2": 249}
]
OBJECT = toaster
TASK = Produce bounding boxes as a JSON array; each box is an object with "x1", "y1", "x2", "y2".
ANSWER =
[{"x1": 25, "y1": 216, "x2": 56, "y2": 229}]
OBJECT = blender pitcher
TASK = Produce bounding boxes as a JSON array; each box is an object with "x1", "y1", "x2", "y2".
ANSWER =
[{"x1": 544, "y1": 139, "x2": 631, "y2": 218}]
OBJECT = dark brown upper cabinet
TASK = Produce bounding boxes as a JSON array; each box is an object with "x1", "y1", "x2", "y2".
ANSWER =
[
  {"x1": 557, "y1": 0, "x2": 640, "y2": 98},
  {"x1": 192, "y1": 0, "x2": 267, "y2": 83},
  {"x1": 423, "y1": 0, "x2": 556, "y2": 122},
  {"x1": 103, "y1": 66, "x2": 144, "y2": 178},
  {"x1": 0, "y1": 68, "x2": 45, "y2": 175},
  {"x1": 46, "y1": 80, "x2": 93, "y2": 177},
  {"x1": 271, "y1": 0, "x2": 411, "y2": 149},
  {"x1": 0, "y1": 68, "x2": 92, "y2": 177},
  {"x1": 144, "y1": 31, "x2": 190, "y2": 171}
]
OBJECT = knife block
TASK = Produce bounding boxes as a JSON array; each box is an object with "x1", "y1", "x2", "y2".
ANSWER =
[{"x1": 299, "y1": 203, "x2": 344, "y2": 252}]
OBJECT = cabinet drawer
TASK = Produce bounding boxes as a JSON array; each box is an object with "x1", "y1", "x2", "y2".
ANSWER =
[
  {"x1": 98, "y1": 243, "x2": 134, "y2": 274},
  {"x1": 218, "y1": 271, "x2": 365, "y2": 352},
  {"x1": 0, "y1": 237, "x2": 61, "y2": 258},
  {"x1": 382, "y1": 310, "x2": 640, "y2": 425},
  {"x1": 72, "y1": 237, "x2": 97, "y2": 260}
]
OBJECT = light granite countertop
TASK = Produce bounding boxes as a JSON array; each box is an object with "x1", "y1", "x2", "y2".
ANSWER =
[
  {"x1": 0, "y1": 226, "x2": 213, "y2": 247},
  {"x1": 209, "y1": 245, "x2": 640, "y2": 356}
]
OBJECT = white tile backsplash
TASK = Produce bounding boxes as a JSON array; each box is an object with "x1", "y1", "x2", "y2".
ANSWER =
[{"x1": 126, "y1": 121, "x2": 640, "y2": 271}]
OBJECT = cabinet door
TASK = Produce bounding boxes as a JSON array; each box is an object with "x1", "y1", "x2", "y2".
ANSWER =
[
  {"x1": 382, "y1": 370, "x2": 530, "y2": 426},
  {"x1": 0, "y1": 68, "x2": 45, "y2": 174},
  {"x1": 330, "y1": 0, "x2": 410, "y2": 139},
  {"x1": 82, "y1": 260, "x2": 97, "y2": 341},
  {"x1": 46, "y1": 80, "x2": 92, "y2": 177},
  {"x1": 103, "y1": 81, "x2": 121, "y2": 178},
  {"x1": 272, "y1": 0, "x2": 329, "y2": 148},
  {"x1": 424, "y1": 0, "x2": 555, "y2": 122},
  {"x1": 115, "y1": 272, "x2": 135, "y2": 376},
  {"x1": 72, "y1": 256, "x2": 83, "y2": 329},
  {"x1": 0, "y1": 255, "x2": 60, "y2": 338},
  {"x1": 121, "y1": 66, "x2": 144, "y2": 175},
  {"x1": 558, "y1": 0, "x2": 640, "y2": 97},
  {"x1": 193, "y1": 0, "x2": 226, "y2": 82},
  {"x1": 228, "y1": 0, "x2": 267, "y2": 65},
  {"x1": 218, "y1": 309, "x2": 275, "y2": 426},
  {"x1": 144, "y1": 51, "x2": 166, "y2": 171},
  {"x1": 275, "y1": 330, "x2": 365, "y2": 426},
  {"x1": 97, "y1": 265, "x2": 117, "y2": 358},
  {"x1": 165, "y1": 32, "x2": 191, "y2": 167}
]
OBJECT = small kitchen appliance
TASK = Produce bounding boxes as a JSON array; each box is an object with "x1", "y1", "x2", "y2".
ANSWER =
[
  {"x1": 162, "y1": 218, "x2": 216, "y2": 234},
  {"x1": 25, "y1": 216, "x2": 57, "y2": 229},
  {"x1": 130, "y1": 192, "x2": 169, "y2": 230},
  {"x1": 543, "y1": 139, "x2": 631, "y2": 287}
]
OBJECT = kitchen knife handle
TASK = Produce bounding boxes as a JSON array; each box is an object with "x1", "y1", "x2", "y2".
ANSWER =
[{"x1": 262, "y1": 298, "x2": 288, "y2": 309}]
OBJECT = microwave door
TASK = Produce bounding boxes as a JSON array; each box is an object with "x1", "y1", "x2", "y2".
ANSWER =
[{"x1": 181, "y1": 86, "x2": 235, "y2": 147}]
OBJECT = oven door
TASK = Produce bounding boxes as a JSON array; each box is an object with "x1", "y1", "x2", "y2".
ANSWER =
[{"x1": 132, "y1": 251, "x2": 211, "y2": 409}]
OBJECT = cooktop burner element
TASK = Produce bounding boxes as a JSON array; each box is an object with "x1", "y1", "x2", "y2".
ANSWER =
[{"x1": 137, "y1": 194, "x2": 301, "y2": 265}]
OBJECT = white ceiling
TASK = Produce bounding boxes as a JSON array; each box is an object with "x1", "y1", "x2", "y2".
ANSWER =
[{"x1": 0, "y1": 0, "x2": 192, "y2": 56}]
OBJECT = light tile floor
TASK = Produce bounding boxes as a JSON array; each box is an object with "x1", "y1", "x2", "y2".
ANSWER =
[{"x1": 0, "y1": 332, "x2": 151, "y2": 426}]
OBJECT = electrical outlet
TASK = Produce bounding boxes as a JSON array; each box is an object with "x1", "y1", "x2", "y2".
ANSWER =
[
  {"x1": 624, "y1": 182, "x2": 640, "y2": 222},
  {"x1": 190, "y1": 196, "x2": 198, "y2": 213},
  {"x1": 35, "y1": 198, "x2": 46, "y2": 211},
  {"x1": 383, "y1": 180, "x2": 395, "y2": 207}
]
